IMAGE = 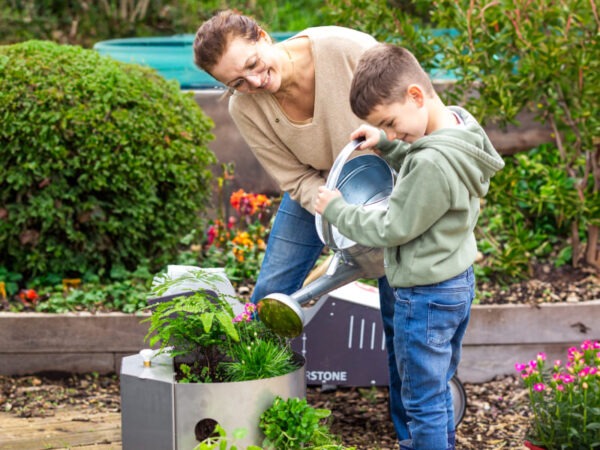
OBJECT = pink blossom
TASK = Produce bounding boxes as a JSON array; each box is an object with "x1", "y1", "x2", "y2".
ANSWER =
[
  {"x1": 561, "y1": 374, "x2": 575, "y2": 383},
  {"x1": 206, "y1": 225, "x2": 217, "y2": 245},
  {"x1": 533, "y1": 383, "x2": 545, "y2": 391},
  {"x1": 515, "y1": 363, "x2": 527, "y2": 372},
  {"x1": 529, "y1": 360, "x2": 538, "y2": 369}
]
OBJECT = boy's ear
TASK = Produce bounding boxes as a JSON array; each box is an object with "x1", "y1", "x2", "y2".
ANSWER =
[{"x1": 407, "y1": 84, "x2": 425, "y2": 107}]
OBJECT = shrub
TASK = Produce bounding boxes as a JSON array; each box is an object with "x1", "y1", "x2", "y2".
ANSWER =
[{"x1": 0, "y1": 40, "x2": 215, "y2": 280}]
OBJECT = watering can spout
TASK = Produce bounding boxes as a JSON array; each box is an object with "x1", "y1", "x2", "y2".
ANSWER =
[{"x1": 257, "y1": 255, "x2": 366, "y2": 338}]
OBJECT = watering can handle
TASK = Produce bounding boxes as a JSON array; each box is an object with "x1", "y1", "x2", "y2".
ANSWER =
[{"x1": 316, "y1": 137, "x2": 365, "y2": 249}]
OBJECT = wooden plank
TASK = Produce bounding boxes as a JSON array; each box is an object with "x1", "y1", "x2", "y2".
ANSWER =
[
  {"x1": 0, "y1": 353, "x2": 118, "y2": 376},
  {"x1": 0, "y1": 411, "x2": 121, "y2": 450},
  {"x1": 464, "y1": 300, "x2": 600, "y2": 345},
  {"x1": 0, "y1": 313, "x2": 150, "y2": 353},
  {"x1": 459, "y1": 342, "x2": 581, "y2": 383}
]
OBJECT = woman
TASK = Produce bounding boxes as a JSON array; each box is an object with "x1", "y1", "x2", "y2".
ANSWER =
[{"x1": 193, "y1": 10, "x2": 410, "y2": 443}]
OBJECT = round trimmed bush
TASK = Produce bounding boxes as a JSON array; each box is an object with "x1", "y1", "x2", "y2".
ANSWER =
[{"x1": 0, "y1": 40, "x2": 216, "y2": 279}]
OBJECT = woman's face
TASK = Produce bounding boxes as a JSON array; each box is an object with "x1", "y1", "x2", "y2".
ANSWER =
[{"x1": 211, "y1": 34, "x2": 283, "y2": 94}]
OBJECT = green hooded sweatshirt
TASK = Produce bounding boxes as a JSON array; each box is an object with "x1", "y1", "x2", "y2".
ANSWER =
[{"x1": 322, "y1": 106, "x2": 505, "y2": 287}]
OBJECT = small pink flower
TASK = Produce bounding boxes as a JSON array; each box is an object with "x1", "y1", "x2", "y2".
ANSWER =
[
  {"x1": 537, "y1": 352, "x2": 546, "y2": 361},
  {"x1": 556, "y1": 384, "x2": 564, "y2": 391},
  {"x1": 533, "y1": 383, "x2": 545, "y2": 391},
  {"x1": 529, "y1": 360, "x2": 538, "y2": 369},
  {"x1": 561, "y1": 374, "x2": 575, "y2": 383},
  {"x1": 515, "y1": 363, "x2": 527, "y2": 372},
  {"x1": 244, "y1": 303, "x2": 256, "y2": 314}
]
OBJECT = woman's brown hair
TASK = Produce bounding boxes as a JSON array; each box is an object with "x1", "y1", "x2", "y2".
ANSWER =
[{"x1": 193, "y1": 10, "x2": 263, "y2": 74}]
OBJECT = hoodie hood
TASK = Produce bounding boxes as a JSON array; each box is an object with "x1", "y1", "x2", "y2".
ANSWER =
[{"x1": 410, "y1": 106, "x2": 505, "y2": 197}]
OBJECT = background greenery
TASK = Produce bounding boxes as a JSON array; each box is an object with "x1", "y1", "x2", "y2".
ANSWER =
[{"x1": 0, "y1": 0, "x2": 597, "y2": 311}]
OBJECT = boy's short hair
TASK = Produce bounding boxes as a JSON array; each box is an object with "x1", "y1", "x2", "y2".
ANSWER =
[{"x1": 350, "y1": 44, "x2": 435, "y2": 119}]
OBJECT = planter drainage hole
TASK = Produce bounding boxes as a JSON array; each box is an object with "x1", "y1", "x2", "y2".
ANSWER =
[{"x1": 195, "y1": 418, "x2": 219, "y2": 442}]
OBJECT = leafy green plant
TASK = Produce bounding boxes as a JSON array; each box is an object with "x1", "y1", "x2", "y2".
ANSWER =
[
  {"x1": 0, "y1": 0, "x2": 331, "y2": 48},
  {"x1": 0, "y1": 40, "x2": 215, "y2": 281},
  {"x1": 260, "y1": 396, "x2": 350, "y2": 450},
  {"x1": 0, "y1": 266, "x2": 22, "y2": 297},
  {"x1": 194, "y1": 424, "x2": 261, "y2": 450},
  {"x1": 515, "y1": 340, "x2": 600, "y2": 449},
  {"x1": 144, "y1": 270, "x2": 298, "y2": 383},
  {"x1": 428, "y1": 0, "x2": 599, "y2": 272},
  {"x1": 476, "y1": 145, "x2": 578, "y2": 280}
]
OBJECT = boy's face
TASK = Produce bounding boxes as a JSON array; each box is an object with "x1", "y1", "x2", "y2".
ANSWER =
[{"x1": 366, "y1": 86, "x2": 427, "y2": 143}]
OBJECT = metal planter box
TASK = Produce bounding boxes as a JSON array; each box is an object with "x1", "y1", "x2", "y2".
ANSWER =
[{"x1": 120, "y1": 351, "x2": 306, "y2": 450}]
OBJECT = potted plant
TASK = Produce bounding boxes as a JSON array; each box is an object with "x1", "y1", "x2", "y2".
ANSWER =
[
  {"x1": 515, "y1": 339, "x2": 600, "y2": 450},
  {"x1": 120, "y1": 269, "x2": 306, "y2": 450}
]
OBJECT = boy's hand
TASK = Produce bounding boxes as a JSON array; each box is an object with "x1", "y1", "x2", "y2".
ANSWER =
[
  {"x1": 350, "y1": 124, "x2": 382, "y2": 151},
  {"x1": 315, "y1": 186, "x2": 342, "y2": 214}
]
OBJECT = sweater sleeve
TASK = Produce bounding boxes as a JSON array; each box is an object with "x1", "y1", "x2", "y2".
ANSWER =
[{"x1": 322, "y1": 156, "x2": 451, "y2": 248}]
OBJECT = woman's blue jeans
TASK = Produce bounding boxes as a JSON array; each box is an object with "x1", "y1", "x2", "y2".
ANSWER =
[
  {"x1": 250, "y1": 193, "x2": 411, "y2": 441},
  {"x1": 394, "y1": 267, "x2": 475, "y2": 450}
]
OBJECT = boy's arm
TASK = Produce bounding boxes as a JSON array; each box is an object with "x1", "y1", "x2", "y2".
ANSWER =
[
  {"x1": 350, "y1": 126, "x2": 410, "y2": 169},
  {"x1": 321, "y1": 157, "x2": 451, "y2": 248},
  {"x1": 376, "y1": 132, "x2": 411, "y2": 169}
]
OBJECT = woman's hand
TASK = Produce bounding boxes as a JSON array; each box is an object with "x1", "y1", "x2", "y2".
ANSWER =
[
  {"x1": 315, "y1": 186, "x2": 342, "y2": 214},
  {"x1": 350, "y1": 124, "x2": 382, "y2": 151}
]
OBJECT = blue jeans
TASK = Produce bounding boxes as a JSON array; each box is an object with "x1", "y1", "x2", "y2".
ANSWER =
[
  {"x1": 251, "y1": 193, "x2": 410, "y2": 441},
  {"x1": 394, "y1": 267, "x2": 475, "y2": 450}
]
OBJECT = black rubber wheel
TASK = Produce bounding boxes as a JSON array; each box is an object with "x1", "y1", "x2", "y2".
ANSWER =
[{"x1": 450, "y1": 375, "x2": 467, "y2": 426}]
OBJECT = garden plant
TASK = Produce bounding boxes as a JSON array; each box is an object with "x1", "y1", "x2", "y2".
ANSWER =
[
  {"x1": 515, "y1": 339, "x2": 600, "y2": 449},
  {"x1": 0, "y1": 40, "x2": 215, "y2": 282},
  {"x1": 194, "y1": 396, "x2": 352, "y2": 450},
  {"x1": 144, "y1": 269, "x2": 299, "y2": 383}
]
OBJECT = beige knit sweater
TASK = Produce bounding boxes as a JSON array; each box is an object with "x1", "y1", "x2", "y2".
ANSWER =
[{"x1": 229, "y1": 26, "x2": 377, "y2": 213}]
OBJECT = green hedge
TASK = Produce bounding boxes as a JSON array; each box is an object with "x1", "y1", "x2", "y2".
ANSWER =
[{"x1": 0, "y1": 40, "x2": 216, "y2": 279}]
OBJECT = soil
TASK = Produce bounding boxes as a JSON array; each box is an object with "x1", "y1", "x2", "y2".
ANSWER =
[
  {"x1": 476, "y1": 263, "x2": 599, "y2": 306},
  {"x1": 0, "y1": 372, "x2": 530, "y2": 449}
]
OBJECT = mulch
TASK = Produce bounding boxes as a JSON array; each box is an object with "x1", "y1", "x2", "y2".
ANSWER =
[{"x1": 0, "y1": 372, "x2": 531, "y2": 449}]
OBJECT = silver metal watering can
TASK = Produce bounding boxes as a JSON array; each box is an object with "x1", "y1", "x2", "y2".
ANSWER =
[{"x1": 257, "y1": 139, "x2": 396, "y2": 337}]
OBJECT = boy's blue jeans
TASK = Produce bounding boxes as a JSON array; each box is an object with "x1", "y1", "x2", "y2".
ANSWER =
[
  {"x1": 250, "y1": 193, "x2": 411, "y2": 441},
  {"x1": 393, "y1": 266, "x2": 475, "y2": 450}
]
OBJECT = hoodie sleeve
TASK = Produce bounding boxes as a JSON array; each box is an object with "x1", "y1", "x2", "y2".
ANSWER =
[
  {"x1": 374, "y1": 131, "x2": 411, "y2": 171},
  {"x1": 322, "y1": 155, "x2": 452, "y2": 248}
]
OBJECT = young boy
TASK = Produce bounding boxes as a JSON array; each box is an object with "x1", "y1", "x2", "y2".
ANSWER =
[{"x1": 315, "y1": 44, "x2": 505, "y2": 450}]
